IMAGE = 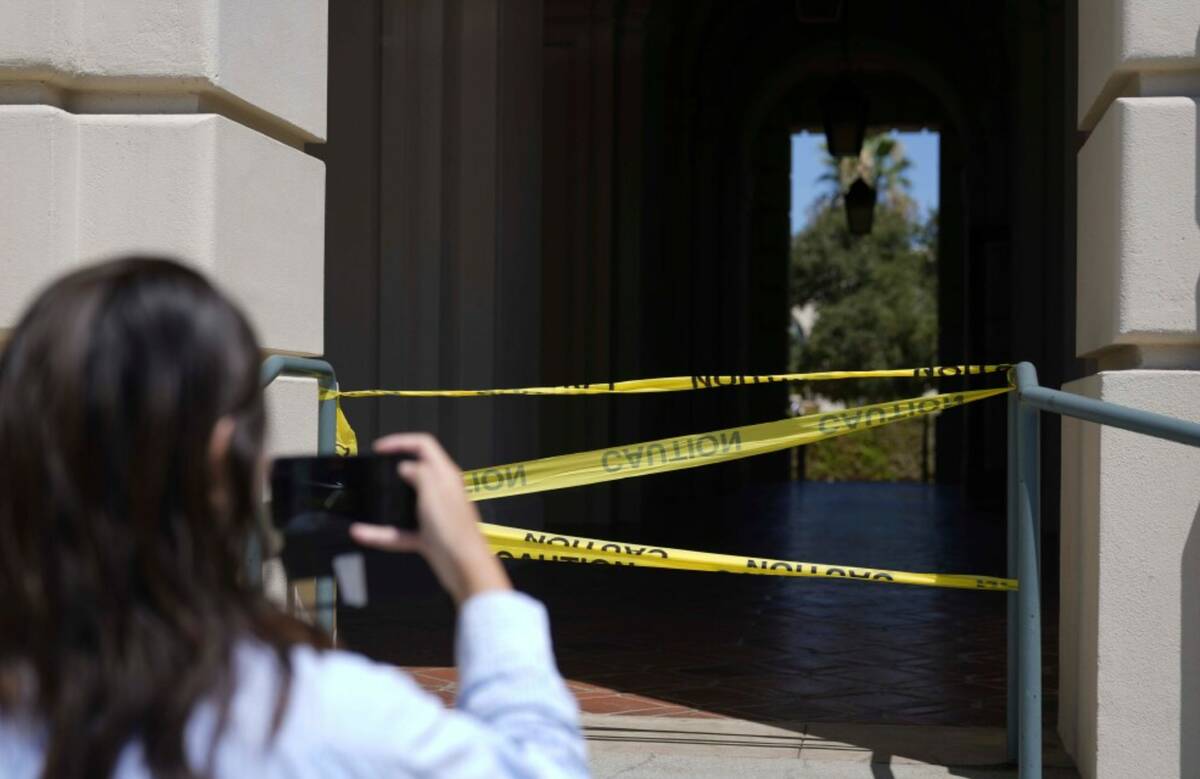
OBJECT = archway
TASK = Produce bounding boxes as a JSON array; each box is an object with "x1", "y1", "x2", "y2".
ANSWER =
[{"x1": 322, "y1": 0, "x2": 1077, "y2": 738}]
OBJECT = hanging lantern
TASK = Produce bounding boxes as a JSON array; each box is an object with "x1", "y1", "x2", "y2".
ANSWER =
[
  {"x1": 820, "y1": 76, "x2": 868, "y2": 157},
  {"x1": 844, "y1": 176, "x2": 876, "y2": 235}
]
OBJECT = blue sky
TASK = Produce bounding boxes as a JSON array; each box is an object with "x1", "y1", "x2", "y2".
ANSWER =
[{"x1": 790, "y1": 130, "x2": 939, "y2": 234}]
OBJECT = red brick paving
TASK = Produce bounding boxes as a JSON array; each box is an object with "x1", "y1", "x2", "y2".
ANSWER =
[{"x1": 406, "y1": 665, "x2": 725, "y2": 717}]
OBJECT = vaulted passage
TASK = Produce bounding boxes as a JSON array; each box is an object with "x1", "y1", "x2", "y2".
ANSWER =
[{"x1": 323, "y1": 0, "x2": 1075, "y2": 730}]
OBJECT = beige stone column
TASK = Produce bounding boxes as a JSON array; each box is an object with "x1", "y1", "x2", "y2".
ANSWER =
[
  {"x1": 0, "y1": 0, "x2": 329, "y2": 454},
  {"x1": 1064, "y1": 3, "x2": 1200, "y2": 776}
]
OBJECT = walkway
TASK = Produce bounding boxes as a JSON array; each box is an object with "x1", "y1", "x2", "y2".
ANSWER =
[
  {"x1": 345, "y1": 482, "x2": 1056, "y2": 729},
  {"x1": 584, "y1": 715, "x2": 1077, "y2": 777}
]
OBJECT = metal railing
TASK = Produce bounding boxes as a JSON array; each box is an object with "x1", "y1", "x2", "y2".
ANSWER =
[
  {"x1": 259, "y1": 355, "x2": 340, "y2": 632},
  {"x1": 1006, "y1": 361, "x2": 1200, "y2": 776}
]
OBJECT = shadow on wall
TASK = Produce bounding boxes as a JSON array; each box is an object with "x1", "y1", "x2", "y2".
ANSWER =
[{"x1": 1183, "y1": 506, "x2": 1199, "y2": 778}]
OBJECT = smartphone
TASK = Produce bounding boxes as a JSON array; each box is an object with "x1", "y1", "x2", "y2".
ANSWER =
[{"x1": 269, "y1": 454, "x2": 416, "y2": 580}]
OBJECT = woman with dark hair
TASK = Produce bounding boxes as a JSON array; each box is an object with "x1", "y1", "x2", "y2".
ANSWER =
[{"x1": 0, "y1": 258, "x2": 587, "y2": 778}]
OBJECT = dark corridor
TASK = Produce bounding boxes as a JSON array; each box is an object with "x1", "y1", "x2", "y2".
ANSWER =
[
  {"x1": 323, "y1": 0, "x2": 1079, "y2": 528},
  {"x1": 321, "y1": 0, "x2": 1077, "y2": 727}
]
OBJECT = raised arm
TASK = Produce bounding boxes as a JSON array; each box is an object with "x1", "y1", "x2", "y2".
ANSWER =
[{"x1": 345, "y1": 433, "x2": 588, "y2": 777}]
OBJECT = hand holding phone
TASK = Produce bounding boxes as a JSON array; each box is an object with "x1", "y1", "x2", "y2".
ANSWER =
[
  {"x1": 269, "y1": 452, "x2": 416, "y2": 589},
  {"x1": 350, "y1": 433, "x2": 511, "y2": 605}
]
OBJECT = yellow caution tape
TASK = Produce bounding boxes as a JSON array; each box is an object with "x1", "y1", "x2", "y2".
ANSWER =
[
  {"x1": 481, "y1": 523, "x2": 1017, "y2": 592},
  {"x1": 316, "y1": 369, "x2": 1015, "y2": 591},
  {"x1": 462, "y1": 386, "x2": 1011, "y2": 501},
  {"x1": 319, "y1": 365, "x2": 1011, "y2": 461},
  {"x1": 323, "y1": 364, "x2": 1009, "y2": 399},
  {"x1": 335, "y1": 400, "x2": 359, "y2": 456}
]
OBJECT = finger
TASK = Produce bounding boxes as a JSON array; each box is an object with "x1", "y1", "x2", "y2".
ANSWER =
[
  {"x1": 349, "y1": 523, "x2": 422, "y2": 553},
  {"x1": 405, "y1": 458, "x2": 468, "y2": 501},
  {"x1": 373, "y1": 432, "x2": 437, "y2": 457},
  {"x1": 396, "y1": 458, "x2": 430, "y2": 488}
]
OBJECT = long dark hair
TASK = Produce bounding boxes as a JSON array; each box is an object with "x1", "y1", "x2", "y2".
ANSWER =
[{"x1": 0, "y1": 257, "x2": 326, "y2": 778}]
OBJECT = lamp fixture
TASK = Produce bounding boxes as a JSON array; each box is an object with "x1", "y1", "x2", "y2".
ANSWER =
[
  {"x1": 844, "y1": 176, "x2": 876, "y2": 236},
  {"x1": 820, "y1": 76, "x2": 869, "y2": 158}
]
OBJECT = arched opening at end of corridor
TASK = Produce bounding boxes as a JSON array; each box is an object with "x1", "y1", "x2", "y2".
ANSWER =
[{"x1": 787, "y1": 128, "x2": 941, "y2": 485}]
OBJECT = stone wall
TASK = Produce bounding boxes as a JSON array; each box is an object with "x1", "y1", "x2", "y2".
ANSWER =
[
  {"x1": 1063, "y1": 2, "x2": 1200, "y2": 776},
  {"x1": 0, "y1": 0, "x2": 328, "y2": 454}
]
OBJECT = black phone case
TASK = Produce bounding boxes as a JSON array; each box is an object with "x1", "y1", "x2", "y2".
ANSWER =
[{"x1": 269, "y1": 454, "x2": 416, "y2": 580}]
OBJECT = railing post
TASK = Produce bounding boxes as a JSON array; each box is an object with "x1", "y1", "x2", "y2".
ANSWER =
[
  {"x1": 260, "y1": 355, "x2": 339, "y2": 635},
  {"x1": 317, "y1": 383, "x2": 337, "y2": 456},
  {"x1": 1014, "y1": 362, "x2": 1042, "y2": 778},
  {"x1": 1006, "y1": 390, "x2": 1019, "y2": 763},
  {"x1": 313, "y1": 374, "x2": 338, "y2": 634},
  {"x1": 244, "y1": 523, "x2": 264, "y2": 589}
]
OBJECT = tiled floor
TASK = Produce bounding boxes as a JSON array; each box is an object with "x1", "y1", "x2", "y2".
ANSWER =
[{"x1": 340, "y1": 482, "x2": 1057, "y2": 728}]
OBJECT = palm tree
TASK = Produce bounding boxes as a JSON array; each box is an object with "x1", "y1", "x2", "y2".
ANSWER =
[{"x1": 819, "y1": 133, "x2": 914, "y2": 214}]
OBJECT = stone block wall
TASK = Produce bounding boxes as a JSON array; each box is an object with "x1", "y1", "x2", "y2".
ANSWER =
[
  {"x1": 1065, "y1": 2, "x2": 1200, "y2": 776},
  {"x1": 0, "y1": 0, "x2": 329, "y2": 454}
]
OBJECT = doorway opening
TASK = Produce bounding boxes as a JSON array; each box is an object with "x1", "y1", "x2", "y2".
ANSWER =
[{"x1": 788, "y1": 129, "x2": 942, "y2": 482}]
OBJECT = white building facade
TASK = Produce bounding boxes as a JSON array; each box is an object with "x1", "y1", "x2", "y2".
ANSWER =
[{"x1": 1060, "y1": 2, "x2": 1200, "y2": 776}]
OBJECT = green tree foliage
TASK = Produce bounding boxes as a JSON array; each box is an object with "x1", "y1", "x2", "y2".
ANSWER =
[
  {"x1": 790, "y1": 133, "x2": 938, "y2": 405},
  {"x1": 804, "y1": 417, "x2": 933, "y2": 482}
]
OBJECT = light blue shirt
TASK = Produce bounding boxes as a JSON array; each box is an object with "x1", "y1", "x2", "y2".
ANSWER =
[{"x1": 0, "y1": 591, "x2": 588, "y2": 778}]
